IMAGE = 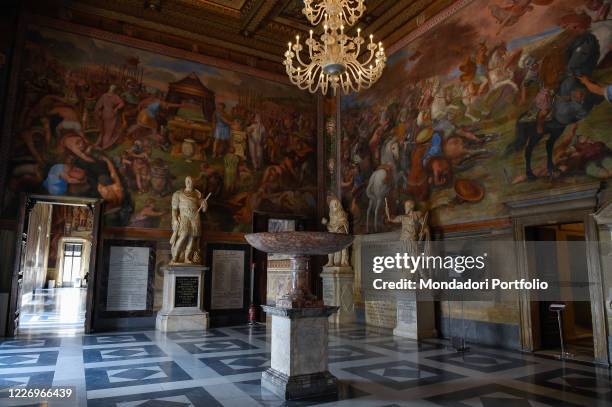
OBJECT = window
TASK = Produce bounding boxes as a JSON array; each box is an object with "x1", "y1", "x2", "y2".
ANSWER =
[{"x1": 62, "y1": 242, "x2": 83, "y2": 286}]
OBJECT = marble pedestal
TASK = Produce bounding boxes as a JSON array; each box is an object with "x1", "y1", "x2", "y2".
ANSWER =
[
  {"x1": 321, "y1": 266, "x2": 355, "y2": 325},
  {"x1": 156, "y1": 265, "x2": 209, "y2": 332},
  {"x1": 393, "y1": 291, "x2": 435, "y2": 340},
  {"x1": 261, "y1": 306, "x2": 338, "y2": 400}
]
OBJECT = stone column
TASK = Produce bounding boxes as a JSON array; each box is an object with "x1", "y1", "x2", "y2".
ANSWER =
[
  {"x1": 261, "y1": 306, "x2": 338, "y2": 400},
  {"x1": 321, "y1": 266, "x2": 355, "y2": 325},
  {"x1": 156, "y1": 265, "x2": 209, "y2": 332},
  {"x1": 393, "y1": 290, "x2": 435, "y2": 339}
]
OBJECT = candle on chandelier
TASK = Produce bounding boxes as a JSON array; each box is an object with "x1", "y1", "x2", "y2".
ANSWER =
[
  {"x1": 369, "y1": 34, "x2": 373, "y2": 44},
  {"x1": 309, "y1": 29, "x2": 313, "y2": 39}
]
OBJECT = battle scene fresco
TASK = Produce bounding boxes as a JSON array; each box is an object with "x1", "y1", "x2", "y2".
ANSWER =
[
  {"x1": 341, "y1": 0, "x2": 612, "y2": 233},
  {"x1": 3, "y1": 26, "x2": 317, "y2": 232}
]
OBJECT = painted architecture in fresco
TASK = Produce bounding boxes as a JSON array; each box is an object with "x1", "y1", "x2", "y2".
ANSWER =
[
  {"x1": 2, "y1": 26, "x2": 317, "y2": 232},
  {"x1": 341, "y1": 0, "x2": 612, "y2": 233}
]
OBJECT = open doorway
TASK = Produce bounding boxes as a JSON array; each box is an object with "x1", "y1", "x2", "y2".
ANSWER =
[
  {"x1": 9, "y1": 195, "x2": 101, "y2": 336},
  {"x1": 525, "y1": 222, "x2": 594, "y2": 360}
]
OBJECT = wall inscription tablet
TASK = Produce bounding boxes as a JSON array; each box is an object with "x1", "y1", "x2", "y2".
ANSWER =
[
  {"x1": 174, "y1": 276, "x2": 199, "y2": 308},
  {"x1": 106, "y1": 246, "x2": 150, "y2": 311},
  {"x1": 211, "y1": 249, "x2": 244, "y2": 310}
]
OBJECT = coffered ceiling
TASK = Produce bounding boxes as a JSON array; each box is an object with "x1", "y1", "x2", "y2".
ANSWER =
[{"x1": 27, "y1": 0, "x2": 456, "y2": 74}]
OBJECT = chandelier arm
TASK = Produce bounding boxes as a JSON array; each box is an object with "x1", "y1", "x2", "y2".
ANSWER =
[
  {"x1": 309, "y1": 64, "x2": 323, "y2": 93},
  {"x1": 345, "y1": 63, "x2": 364, "y2": 91},
  {"x1": 294, "y1": 47, "x2": 310, "y2": 68},
  {"x1": 360, "y1": 48, "x2": 376, "y2": 66}
]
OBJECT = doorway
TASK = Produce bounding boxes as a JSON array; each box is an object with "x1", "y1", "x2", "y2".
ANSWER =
[
  {"x1": 525, "y1": 222, "x2": 594, "y2": 360},
  {"x1": 8, "y1": 195, "x2": 101, "y2": 336}
]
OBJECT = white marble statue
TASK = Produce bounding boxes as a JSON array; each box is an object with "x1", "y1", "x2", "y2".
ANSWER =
[
  {"x1": 385, "y1": 199, "x2": 430, "y2": 257},
  {"x1": 322, "y1": 198, "x2": 350, "y2": 266},
  {"x1": 170, "y1": 176, "x2": 208, "y2": 264}
]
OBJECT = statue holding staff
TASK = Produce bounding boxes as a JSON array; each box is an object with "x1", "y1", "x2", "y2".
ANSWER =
[
  {"x1": 385, "y1": 198, "x2": 430, "y2": 257},
  {"x1": 170, "y1": 176, "x2": 210, "y2": 264}
]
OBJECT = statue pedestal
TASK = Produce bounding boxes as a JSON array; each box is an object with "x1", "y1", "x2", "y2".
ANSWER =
[
  {"x1": 321, "y1": 266, "x2": 355, "y2": 325},
  {"x1": 261, "y1": 306, "x2": 338, "y2": 400},
  {"x1": 156, "y1": 265, "x2": 209, "y2": 332},
  {"x1": 393, "y1": 291, "x2": 435, "y2": 340}
]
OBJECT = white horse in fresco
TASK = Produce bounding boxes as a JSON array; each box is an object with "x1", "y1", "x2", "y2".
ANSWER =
[{"x1": 365, "y1": 138, "x2": 400, "y2": 233}]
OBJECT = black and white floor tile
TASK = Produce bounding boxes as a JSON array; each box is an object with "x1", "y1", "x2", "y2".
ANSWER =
[
  {"x1": 85, "y1": 361, "x2": 191, "y2": 390},
  {"x1": 0, "y1": 350, "x2": 58, "y2": 369},
  {"x1": 516, "y1": 367, "x2": 612, "y2": 402},
  {"x1": 83, "y1": 344, "x2": 166, "y2": 363},
  {"x1": 178, "y1": 338, "x2": 258, "y2": 354},
  {"x1": 0, "y1": 338, "x2": 61, "y2": 349},
  {"x1": 344, "y1": 360, "x2": 464, "y2": 390},
  {"x1": 426, "y1": 350, "x2": 534, "y2": 373},
  {"x1": 82, "y1": 333, "x2": 151, "y2": 346},
  {"x1": 0, "y1": 324, "x2": 607, "y2": 406},
  {"x1": 87, "y1": 386, "x2": 223, "y2": 407},
  {"x1": 166, "y1": 329, "x2": 229, "y2": 340},
  {"x1": 367, "y1": 337, "x2": 444, "y2": 354},
  {"x1": 426, "y1": 383, "x2": 584, "y2": 407},
  {"x1": 200, "y1": 352, "x2": 271, "y2": 376}
]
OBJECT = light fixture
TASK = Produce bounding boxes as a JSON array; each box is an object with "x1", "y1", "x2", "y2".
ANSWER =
[{"x1": 284, "y1": 0, "x2": 386, "y2": 95}]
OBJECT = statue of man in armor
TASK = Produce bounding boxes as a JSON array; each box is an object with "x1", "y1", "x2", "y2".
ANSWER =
[
  {"x1": 170, "y1": 176, "x2": 208, "y2": 264},
  {"x1": 385, "y1": 199, "x2": 431, "y2": 276}
]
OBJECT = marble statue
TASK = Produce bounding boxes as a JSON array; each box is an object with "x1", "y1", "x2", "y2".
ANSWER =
[
  {"x1": 385, "y1": 199, "x2": 430, "y2": 257},
  {"x1": 170, "y1": 176, "x2": 208, "y2": 264},
  {"x1": 321, "y1": 198, "x2": 350, "y2": 266}
]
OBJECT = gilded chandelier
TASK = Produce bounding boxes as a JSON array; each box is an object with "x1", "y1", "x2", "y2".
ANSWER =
[{"x1": 284, "y1": 0, "x2": 386, "y2": 95}]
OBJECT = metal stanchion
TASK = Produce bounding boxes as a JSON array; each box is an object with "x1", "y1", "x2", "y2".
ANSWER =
[{"x1": 549, "y1": 303, "x2": 572, "y2": 360}]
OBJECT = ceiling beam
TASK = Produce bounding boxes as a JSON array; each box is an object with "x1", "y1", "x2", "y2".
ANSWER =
[
  {"x1": 240, "y1": 0, "x2": 290, "y2": 35},
  {"x1": 64, "y1": 1, "x2": 284, "y2": 61}
]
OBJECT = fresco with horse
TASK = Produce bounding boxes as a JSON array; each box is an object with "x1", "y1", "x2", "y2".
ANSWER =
[{"x1": 341, "y1": 0, "x2": 612, "y2": 233}]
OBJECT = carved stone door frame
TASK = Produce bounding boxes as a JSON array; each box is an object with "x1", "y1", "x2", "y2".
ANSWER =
[{"x1": 505, "y1": 183, "x2": 609, "y2": 365}]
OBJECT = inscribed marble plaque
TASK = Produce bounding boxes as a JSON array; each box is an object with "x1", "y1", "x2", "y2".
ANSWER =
[
  {"x1": 106, "y1": 246, "x2": 150, "y2": 311},
  {"x1": 211, "y1": 249, "x2": 244, "y2": 309}
]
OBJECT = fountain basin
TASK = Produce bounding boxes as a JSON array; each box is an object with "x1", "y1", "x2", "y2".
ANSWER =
[{"x1": 245, "y1": 231, "x2": 353, "y2": 256}]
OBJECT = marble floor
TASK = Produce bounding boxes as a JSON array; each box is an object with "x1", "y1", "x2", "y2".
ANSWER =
[
  {"x1": 0, "y1": 323, "x2": 610, "y2": 406},
  {"x1": 18, "y1": 287, "x2": 86, "y2": 335}
]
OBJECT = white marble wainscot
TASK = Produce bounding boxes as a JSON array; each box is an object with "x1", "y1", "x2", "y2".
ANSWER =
[
  {"x1": 321, "y1": 266, "x2": 355, "y2": 325},
  {"x1": 156, "y1": 265, "x2": 209, "y2": 332},
  {"x1": 393, "y1": 289, "x2": 436, "y2": 339},
  {"x1": 261, "y1": 305, "x2": 339, "y2": 400},
  {"x1": 355, "y1": 232, "x2": 401, "y2": 328}
]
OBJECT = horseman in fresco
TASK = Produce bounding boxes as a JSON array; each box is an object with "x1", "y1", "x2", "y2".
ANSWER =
[{"x1": 507, "y1": 12, "x2": 605, "y2": 180}]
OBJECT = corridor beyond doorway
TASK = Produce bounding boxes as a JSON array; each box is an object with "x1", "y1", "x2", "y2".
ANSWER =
[{"x1": 15, "y1": 201, "x2": 94, "y2": 336}]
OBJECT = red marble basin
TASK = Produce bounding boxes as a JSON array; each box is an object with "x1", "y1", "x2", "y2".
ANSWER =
[{"x1": 245, "y1": 231, "x2": 353, "y2": 256}]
